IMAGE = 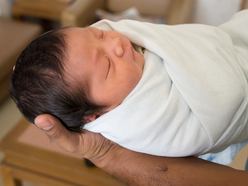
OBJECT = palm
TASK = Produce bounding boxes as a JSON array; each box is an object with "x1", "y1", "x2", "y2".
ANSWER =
[{"x1": 35, "y1": 114, "x2": 115, "y2": 160}]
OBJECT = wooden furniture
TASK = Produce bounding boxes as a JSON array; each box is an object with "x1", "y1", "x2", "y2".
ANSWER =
[
  {"x1": 61, "y1": 0, "x2": 195, "y2": 27},
  {"x1": 0, "y1": 18, "x2": 42, "y2": 103},
  {"x1": 12, "y1": 0, "x2": 75, "y2": 21},
  {"x1": 12, "y1": 0, "x2": 194, "y2": 28},
  {"x1": 12, "y1": 0, "x2": 75, "y2": 30},
  {"x1": 0, "y1": 118, "x2": 125, "y2": 186}
]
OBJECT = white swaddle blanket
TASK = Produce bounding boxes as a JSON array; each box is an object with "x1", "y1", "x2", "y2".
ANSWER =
[{"x1": 84, "y1": 10, "x2": 248, "y2": 158}]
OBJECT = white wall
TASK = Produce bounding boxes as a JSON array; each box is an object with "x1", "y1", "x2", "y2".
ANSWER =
[
  {"x1": 0, "y1": 0, "x2": 13, "y2": 18},
  {"x1": 191, "y1": 0, "x2": 243, "y2": 26}
]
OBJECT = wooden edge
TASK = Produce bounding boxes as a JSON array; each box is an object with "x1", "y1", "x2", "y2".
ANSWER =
[
  {"x1": 167, "y1": 0, "x2": 195, "y2": 25},
  {"x1": 15, "y1": 0, "x2": 74, "y2": 5},
  {"x1": 1, "y1": 161, "x2": 79, "y2": 186},
  {"x1": 0, "y1": 163, "x2": 22, "y2": 186},
  {"x1": 241, "y1": 0, "x2": 248, "y2": 9}
]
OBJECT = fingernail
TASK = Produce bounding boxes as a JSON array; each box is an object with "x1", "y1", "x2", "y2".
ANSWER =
[{"x1": 35, "y1": 119, "x2": 53, "y2": 131}]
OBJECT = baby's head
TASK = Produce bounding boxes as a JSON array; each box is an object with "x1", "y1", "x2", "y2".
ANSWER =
[{"x1": 10, "y1": 26, "x2": 144, "y2": 132}]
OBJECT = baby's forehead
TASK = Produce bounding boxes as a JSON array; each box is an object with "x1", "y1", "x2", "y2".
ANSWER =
[
  {"x1": 63, "y1": 26, "x2": 96, "y2": 36},
  {"x1": 62, "y1": 27, "x2": 94, "y2": 80},
  {"x1": 61, "y1": 27, "x2": 89, "y2": 51}
]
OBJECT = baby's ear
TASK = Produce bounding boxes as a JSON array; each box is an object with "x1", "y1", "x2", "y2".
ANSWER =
[
  {"x1": 83, "y1": 112, "x2": 107, "y2": 123},
  {"x1": 83, "y1": 115, "x2": 98, "y2": 122}
]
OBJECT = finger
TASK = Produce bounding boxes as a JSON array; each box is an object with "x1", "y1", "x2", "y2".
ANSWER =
[{"x1": 34, "y1": 114, "x2": 83, "y2": 154}]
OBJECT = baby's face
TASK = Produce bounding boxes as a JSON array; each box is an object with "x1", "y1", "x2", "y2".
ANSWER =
[{"x1": 64, "y1": 27, "x2": 144, "y2": 110}]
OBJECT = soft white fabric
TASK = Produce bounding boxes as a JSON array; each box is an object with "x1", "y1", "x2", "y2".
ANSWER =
[
  {"x1": 84, "y1": 10, "x2": 248, "y2": 158},
  {"x1": 199, "y1": 139, "x2": 248, "y2": 165}
]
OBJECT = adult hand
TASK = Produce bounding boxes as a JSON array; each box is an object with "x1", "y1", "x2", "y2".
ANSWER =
[
  {"x1": 34, "y1": 114, "x2": 120, "y2": 164},
  {"x1": 35, "y1": 114, "x2": 248, "y2": 186}
]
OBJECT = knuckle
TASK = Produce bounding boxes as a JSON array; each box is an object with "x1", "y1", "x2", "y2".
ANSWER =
[{"x1": 47, "y1": 130, "x2": 62, "y2": 142}]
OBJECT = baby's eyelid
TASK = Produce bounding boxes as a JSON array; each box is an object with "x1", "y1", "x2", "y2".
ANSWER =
[{"x1": 105, "y1": 55, "x2": 111, "y2": 78}]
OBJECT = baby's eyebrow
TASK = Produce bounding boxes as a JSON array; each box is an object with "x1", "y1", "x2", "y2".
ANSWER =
[
  {"x1": 86, "y1": 28, "x2": 97, "y2": 40},
  {"x1": 89, "y1": 28, "x2": 99, "y2": 38},
  {"x1": 91, "y1": 44, "x2": 100, "y2": 67}
]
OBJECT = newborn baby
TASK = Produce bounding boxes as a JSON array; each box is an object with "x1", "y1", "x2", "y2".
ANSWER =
[{"x1": 11, "y1": 10, "x2": 248, "y2": 164}]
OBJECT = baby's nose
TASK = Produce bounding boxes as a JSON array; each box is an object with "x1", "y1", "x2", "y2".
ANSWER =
[{"x1": 113, "y1": 38, "x2": 124, "y2": 57}]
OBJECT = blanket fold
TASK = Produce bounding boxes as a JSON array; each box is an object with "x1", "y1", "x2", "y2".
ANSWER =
[{"x1": 84, "y1": 10, "x2": 248, "y2": 160}]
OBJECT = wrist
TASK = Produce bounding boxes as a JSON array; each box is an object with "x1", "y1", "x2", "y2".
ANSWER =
[{"x1": 89, "y1": 142, "x2": 124, "y2": 169}]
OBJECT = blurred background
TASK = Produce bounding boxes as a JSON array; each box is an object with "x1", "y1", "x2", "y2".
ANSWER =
[{"x1": 0, "y1": 0, "x2": 247, "y2": 186}]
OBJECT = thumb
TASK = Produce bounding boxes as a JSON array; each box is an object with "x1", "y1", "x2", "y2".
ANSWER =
[
  {"x1": 34, "y1": 114, "x2": 54, "y2": 131},
  {"x1": 34, "y1": 114, "x2": 64, "y2": 140},
  {"x1": 34, "y1": 114, "x2": 82, "y2": 154},
  {"x1": 34, "y1": 114, "x2": 115, "y2": 159}
]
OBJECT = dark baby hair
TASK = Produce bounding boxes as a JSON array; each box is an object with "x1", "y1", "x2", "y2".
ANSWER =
[{"x1": 10, "y1": 28, "x2": 105, "y2": 132}]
